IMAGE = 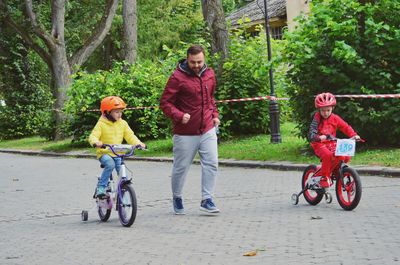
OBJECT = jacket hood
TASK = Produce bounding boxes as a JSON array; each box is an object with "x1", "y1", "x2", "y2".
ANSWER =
[
  {"x1": 100, "y1": 115, "x2": 117, "y2": 124},
  {"x1": 178, "y1": 59, "x2": 208, "y2": 77}
]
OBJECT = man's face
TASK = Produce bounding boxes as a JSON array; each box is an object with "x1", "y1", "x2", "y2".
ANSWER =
[{"x1": 187, "y1": 52, "x2": 205, "y2": 75}]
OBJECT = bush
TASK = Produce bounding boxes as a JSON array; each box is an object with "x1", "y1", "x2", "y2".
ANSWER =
[
  {"x1": 284, "y1": 0, "x2": 400, "y2": 146},
  {"x1": 66, "y1": 36, "x2": 292, "y2": 144},
  {"x1": 65, "y1": 61, "x2": 172, "y2": 144},
  {"x1": 0, "y1": 37, "x2": 52, "y2": 140},
  {"x1": 216, "y1": 26, "x2": 291, "y2": 138}
]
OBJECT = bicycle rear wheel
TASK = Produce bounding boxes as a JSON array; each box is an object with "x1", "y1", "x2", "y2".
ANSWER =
[
  {"x1": 118, "y1": 183, "x2": 137, "y2": 227},
  {"x1": 336, "y1": 167, "x2": 362, "y2": 211},
  {"x1": 302, "y1": 165, "x2": 324, "y2": 205}
]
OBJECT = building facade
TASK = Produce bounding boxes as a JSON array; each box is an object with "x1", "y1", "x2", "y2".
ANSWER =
[{"x1": 226, "y1": 0, "x2": 310, "y2": 39}]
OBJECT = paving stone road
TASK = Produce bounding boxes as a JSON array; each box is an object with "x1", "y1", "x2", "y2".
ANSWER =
[{"x1": 1, "y1": 153, "x2": 399, "y2": 265}]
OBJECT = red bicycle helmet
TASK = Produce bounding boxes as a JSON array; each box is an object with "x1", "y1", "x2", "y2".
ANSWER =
[
  {"x1": 315, "y1": 92, "x2": 336, "y2": 108},
  {"x1": 100, "y1": 96, "x2": 127, "y2": 114}
]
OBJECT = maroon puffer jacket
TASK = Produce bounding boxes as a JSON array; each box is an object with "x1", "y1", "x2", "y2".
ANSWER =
[{"x1": 160, "y1": 60, "x2": 219, "y2": 135}]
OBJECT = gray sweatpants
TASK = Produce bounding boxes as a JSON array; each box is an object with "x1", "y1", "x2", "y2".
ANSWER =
[{"x1": 171, "y1": 127, "x2": 218, "y2": 200}]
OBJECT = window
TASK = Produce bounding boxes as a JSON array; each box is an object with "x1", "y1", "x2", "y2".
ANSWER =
[{"x1": 271, "y1": 26, "x2": 283, "y2": 40}]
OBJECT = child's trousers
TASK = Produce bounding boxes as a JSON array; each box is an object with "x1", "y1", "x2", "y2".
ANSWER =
[
  {"x1": 312, "y1": 142, "x2": 350, "y2": 177},
  {"x1": 98, "y1": 154, "x2": 122, "y2": 188}
]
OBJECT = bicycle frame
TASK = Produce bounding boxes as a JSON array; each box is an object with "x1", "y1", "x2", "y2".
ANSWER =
[
  {"x1": 103, "y1": 144, "x2": 139, "y2": 207},
  {"x1": 82, "y1": 144, "x2": 144, "y2": 226}
]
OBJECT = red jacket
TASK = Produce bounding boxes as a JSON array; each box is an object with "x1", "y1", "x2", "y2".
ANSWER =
[
  {"x1": 160, "y1": 61, "x2": 219, "y2": 135},
  {"x1": 309, "y1": 112, "x2": 357, "y2": 145}
]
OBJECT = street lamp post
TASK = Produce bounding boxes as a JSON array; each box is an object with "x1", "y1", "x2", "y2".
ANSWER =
[{"x1": 263, "y1": 0, "x2": 281, "y2": 143}]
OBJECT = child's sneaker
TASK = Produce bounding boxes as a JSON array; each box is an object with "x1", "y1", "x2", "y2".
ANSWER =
[
  {"x1": 173, "y1": 197, "x2": 185, "y2": 215},
  {"x1": 96, "y1": 186, "x2": 109, "y2": 199},
  {"x1": 319, "y1": 176, "x2": 333, "y2": 188},
  {"x1": 200, "y1": 198, "x2": 220, "y2": 213}
]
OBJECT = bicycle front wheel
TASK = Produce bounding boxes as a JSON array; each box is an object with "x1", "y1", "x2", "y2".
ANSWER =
[
  {"x1": 118, "y1": 183, "x2": 137, "y2": 227},
  {"x1": 336, "y1": 167, "x2": 362, "y2": 211}
]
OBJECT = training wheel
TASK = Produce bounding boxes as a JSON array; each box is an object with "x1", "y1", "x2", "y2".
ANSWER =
[
  {"x1": 81, "y1": 210, "x2": 88, "y2": 221},
  {"x1": 291, "y1": 193, "x2": 299, "y2": 205},
  {"x1": 325, "y1": 192, "x2": 333, "y2": 204}
]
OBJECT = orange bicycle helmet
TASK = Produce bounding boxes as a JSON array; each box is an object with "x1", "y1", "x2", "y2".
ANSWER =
[
  {"x1": 315, "y1": 92, "x2": 336, "y2": 108},
  {"x1": 100, "y1": 96, "x2": 127, "y2": 114}
]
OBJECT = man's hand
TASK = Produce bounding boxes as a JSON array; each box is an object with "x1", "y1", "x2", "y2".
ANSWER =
[{"x1": 182, "y1": 113, "x2": 191, "y2": 124}]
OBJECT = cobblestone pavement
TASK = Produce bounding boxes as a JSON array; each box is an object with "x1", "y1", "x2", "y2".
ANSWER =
[{"x1": 1, "y1": 153, "x2": 399, "y2": 265}]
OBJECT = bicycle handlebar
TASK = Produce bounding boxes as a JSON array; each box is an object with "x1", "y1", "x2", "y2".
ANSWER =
[
  {"x1": 322, "y1": 136, "x2": 365, "y2": 143},
  {"x1": 98, "y1": 144, "x2": 147, "y2": 157}
]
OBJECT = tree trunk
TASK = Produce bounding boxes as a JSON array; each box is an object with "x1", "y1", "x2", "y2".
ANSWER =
[
  {"x1": 1, "y1": 0, "x2": 119, "y2": 139},
  {"x1": 104, "y1": 35, "x2": 113, "y2": 70},
  {"x1": 122, "y1": 0, "x2": 137, "y2": 64},
  {"x1": 201, "y1": 0, "x2": 229, "y2": 59},
  {"x1": 50, "y1": 46, "x2": 71, "y2": 140}
]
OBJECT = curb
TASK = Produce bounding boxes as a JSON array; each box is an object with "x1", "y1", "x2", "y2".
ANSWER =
[{"x1": 1, "y1": 149, "x2": 399, "y2": 178}]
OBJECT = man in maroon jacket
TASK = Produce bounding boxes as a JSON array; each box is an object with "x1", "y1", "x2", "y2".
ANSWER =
[{"x1": 160, "y1": 45, "x2": 220, "y2": 215}]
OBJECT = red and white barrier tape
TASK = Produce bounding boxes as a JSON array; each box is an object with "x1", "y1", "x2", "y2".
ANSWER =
[
  {"x1": 333, "y1": 94, "x2": 400, "y2": 99},
  {"x1": 85, "y1": 93, "x2": 399, "y2": 112},
  {"x1": 86, "y1": 95, "x2": 288, "y2": 112},
  {"x1": 87, "y1": 106, "x2": 159, "y2": 112},
  {"x1": 216, "y1": 95, "x2": 289, "y2": 103}
]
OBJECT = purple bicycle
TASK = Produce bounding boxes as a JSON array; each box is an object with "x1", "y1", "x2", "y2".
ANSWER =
[{"x1": 81, "y1": 144, "x2": 144, "y2": 227}]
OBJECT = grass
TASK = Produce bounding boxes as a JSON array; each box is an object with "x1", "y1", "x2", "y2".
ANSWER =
[
  {"x1": 0, "y1": 137, "x2": 72, "y2": 151},
  {"x1": 0, "y1": 122, "x2": 399, "y2": 167}
]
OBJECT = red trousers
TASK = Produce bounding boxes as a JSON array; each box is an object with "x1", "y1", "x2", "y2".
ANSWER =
[{"x1": 311, "y1": 142, "x2": 350, "y2": 177}]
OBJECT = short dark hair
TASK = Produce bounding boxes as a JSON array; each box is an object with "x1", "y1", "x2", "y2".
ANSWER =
[{"x1": 187, "y1": 45, "x2": 205, "y2": 57}]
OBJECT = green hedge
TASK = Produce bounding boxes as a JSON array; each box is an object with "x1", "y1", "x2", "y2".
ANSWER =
[
  {"x1": 66, "y1": 34, "x2": 292, "y2": 144},
  {"x1": 216, "y1": 26, "x2": 291, "y2": 138},
  {"x1": 284, "y1": 0, "x2": 400, "y2": 146},
  {"x1": 65, "y1": 61, "x2": 171, "y2": 144}
]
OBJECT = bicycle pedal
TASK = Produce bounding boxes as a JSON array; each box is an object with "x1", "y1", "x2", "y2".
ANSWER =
[{"x1": 96, "y1": 194, "x2": 110, "y2": 200}]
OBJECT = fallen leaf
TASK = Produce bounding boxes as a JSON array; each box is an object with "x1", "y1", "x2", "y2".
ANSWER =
[
  {"x1": 311, "y1": 216, "x2": 323, "y2": 220},
  {"x1": 243, "y1": 250, "x2": 257, "y2": 256}
]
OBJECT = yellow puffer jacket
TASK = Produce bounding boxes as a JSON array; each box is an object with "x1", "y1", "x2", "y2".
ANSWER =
[{"x1": 88, "y1": 116, "x2": 143, "y2": 159}]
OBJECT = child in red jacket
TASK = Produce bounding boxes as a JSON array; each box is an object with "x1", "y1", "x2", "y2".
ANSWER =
[{"x1": 308, "y1": 92, "x2": 360, "y2": 188}]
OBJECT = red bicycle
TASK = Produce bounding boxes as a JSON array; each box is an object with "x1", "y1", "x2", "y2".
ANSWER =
[{"x1": 291, "y1": 137, "x2": 364, "y2": 211}]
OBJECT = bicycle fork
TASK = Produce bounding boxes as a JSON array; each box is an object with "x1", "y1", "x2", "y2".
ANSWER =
[{"x1": 116, "y1": 163, "x2": 133, "y2": 210}]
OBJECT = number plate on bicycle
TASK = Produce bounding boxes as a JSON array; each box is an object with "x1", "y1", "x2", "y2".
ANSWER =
[{"x1": 335, "y1": 139, "x2": 356, "y2": 156}]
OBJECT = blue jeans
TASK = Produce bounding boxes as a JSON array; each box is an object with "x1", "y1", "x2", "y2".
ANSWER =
[{"x1": 98, "y1": 155, "x2": 122, "y2": 188}]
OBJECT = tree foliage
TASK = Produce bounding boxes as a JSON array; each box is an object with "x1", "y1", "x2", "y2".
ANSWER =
[
  {"x1": 284, "y1": 0, "x2": 400, "y2": 146},
  {"x1": 137, "y1": 0, "x2": 205, "y2": 59},
  {"x1": 0, "y1": 0, "x2": 120, "y2": 139},
  {"x1": 0, "y1": 30, "x2": 52, "y2": 139},
  {"x1": 217, "y1": 26, "x2": 290, "y2": 138},
  {"x1": 223, "y1": 0, "x2": 249, "y2": 14}
]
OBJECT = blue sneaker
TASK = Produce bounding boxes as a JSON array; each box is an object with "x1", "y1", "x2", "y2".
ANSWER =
[
  {"x1": 96, "y1": 186, "x2": 109, "y2": 199},
  {"x1": 173, "y1": 197, "x2": 185, "y2": 215},
  {"x1": 200, "y1": 198, "x2": 219, "y2": 213}
]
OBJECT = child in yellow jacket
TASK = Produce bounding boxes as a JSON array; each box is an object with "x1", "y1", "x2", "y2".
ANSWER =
[{"x1": 88, "y1": 96, "x2": 145, "y2": 198}]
